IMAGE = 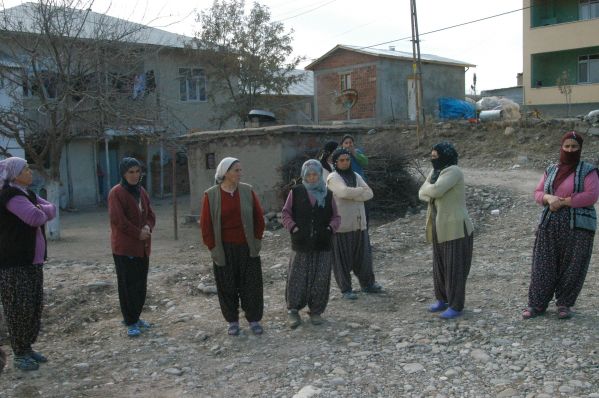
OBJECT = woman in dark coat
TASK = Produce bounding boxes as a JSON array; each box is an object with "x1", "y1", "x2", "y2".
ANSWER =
[
  {"x1": 0, "y1": 157, "x2": 56, "y2": 371},
  {"x1": 200, "y1": 157, "x2": 265, "y2": 336},
  {"x1": 524, "y1": 131, "x2": 599, "y2": 320},
  {"x1": 108, "y1": 157, "x2": 156, "y2": 337},
  {"x1": 281, "y1": 159, "x2": 340, "y2": 328}
]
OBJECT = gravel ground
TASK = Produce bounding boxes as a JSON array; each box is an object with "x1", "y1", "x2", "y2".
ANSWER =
[{"x1": 1, "y1": 162, "x2": 599, "y2": 397}]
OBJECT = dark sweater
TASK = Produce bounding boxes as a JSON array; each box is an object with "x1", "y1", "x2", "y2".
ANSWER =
[
  {"x1": 0, "y1": 187, "x2": 44, "y2": 267},
  {"x1": 290, "y1": 185, "x2": 334, "y2": 252}
]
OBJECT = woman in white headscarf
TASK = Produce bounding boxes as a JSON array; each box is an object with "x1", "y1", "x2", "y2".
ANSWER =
[
  {"x1": 0, "y1": 157, "x2": 56, "y2": 371},
  {"x1": 200, "y1": 157, "x2": 266, "y2": 336}
]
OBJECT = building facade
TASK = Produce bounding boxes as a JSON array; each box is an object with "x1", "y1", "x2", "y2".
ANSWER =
[
  {"x1": 305, "y1": 45, "x2": 474, "y2": 125},
  {"x1": 523, "y1": 0, "x2": 599, "y2": 114}
]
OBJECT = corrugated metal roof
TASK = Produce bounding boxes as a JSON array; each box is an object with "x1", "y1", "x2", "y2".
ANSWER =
[
  {"x1": 0, "y1": 2, "x2": 192, "y2": 48},
  {"x1": 305, "y1": 44, "x2": 475, "y2": 70},
  {"x1": 285, "y1": 70, "x2": 313, "y2": 96}
]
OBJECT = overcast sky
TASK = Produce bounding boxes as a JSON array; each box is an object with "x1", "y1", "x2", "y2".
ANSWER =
[{"x1": 2, "y1": 0, "x2": 524, "y2": 92}]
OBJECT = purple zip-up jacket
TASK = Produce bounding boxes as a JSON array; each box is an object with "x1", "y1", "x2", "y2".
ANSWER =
[{"x1": 6, "y1": 184, "x2": 56, "y2": 265}]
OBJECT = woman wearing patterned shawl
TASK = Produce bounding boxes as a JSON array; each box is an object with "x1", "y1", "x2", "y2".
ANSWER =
[
  {"x1": 281, "y1": 159, "x2": 340, "y2": 328},
  {"x1": 524, "y1": 131, "x2": 599, "y2": 320},
  {"x1": 419, "y1": 142, "x2": 474, "y2": 319}
]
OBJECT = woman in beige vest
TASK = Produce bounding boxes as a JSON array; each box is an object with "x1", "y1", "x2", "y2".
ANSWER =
[
  {"x1": 200, "y1": 157, "x2": 265, "y2": 336},
  {"x1": 419, "y1": 142, "x2": 474, "y2": 319}
]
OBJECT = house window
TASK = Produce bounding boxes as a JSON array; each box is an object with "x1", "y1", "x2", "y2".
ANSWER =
[
  {"x1": 578, "y1": 54, "x2": 599, "y2": 83},
  {"x1": 340, "y1": 73, "x2": 351, "y2": 91},
  {"x1": 179, "y1": 68, "x2": 206, "y2": 102},
  {"x1": 580, "y1": 0, "x2": 599, "y2": 20},
  {"x1": 22, "y1": 71, "x2": 58, "y2": 99}
]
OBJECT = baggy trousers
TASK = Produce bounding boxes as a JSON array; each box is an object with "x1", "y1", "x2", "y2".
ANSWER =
[
  {"x1": 332, "y1": 230, "x2": 375, "y2": 293},
  {"x1": 528, "y1": 208, "x2": 594, "y2": 309},
  {"x1": 113, "y1": 255, "x2": 149, "y2": 326},
  {"x1": 286, "y1": 250, "x2": 332, "y2": 315},
  {"x1": 0, "y1": 264, "x2": 44, "y2": 356},
  {"x1": 432, "y1": 224, "x2": 473, "y2": 312},
  {"x1": 213, "y1": 243, "x2": 263, "y2": 323}
]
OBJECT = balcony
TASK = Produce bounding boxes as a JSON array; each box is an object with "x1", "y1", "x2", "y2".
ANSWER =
[{"x1": 531, "y1": 0, "x2": 598, "y2": 28}]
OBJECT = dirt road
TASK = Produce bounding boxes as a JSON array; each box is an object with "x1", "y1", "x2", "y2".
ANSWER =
[{"x1": 1, "y1": 165, "x2": 599, "y2": 398}]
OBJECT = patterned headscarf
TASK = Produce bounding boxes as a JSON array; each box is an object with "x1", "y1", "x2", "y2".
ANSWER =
[
  {"x1": 0, "y1": 157, "x2": 27, "y2": 188},
  {"x1": 215, "y1": 157, "x2": 239, "y2": 185},
  {"x1": 430, "y1": 141, "x2": 459, "y2": 183},
  {"x1": 301, "y1": 159, "x2": 327, "y2": 207},
  {"x1": 320, "y1": 141, "x2": 338, "y2": 172}
]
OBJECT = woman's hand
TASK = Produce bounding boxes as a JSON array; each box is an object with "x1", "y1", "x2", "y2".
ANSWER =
[{"x1": 544, "y1": 194, "x2": 561, "y2": 211}]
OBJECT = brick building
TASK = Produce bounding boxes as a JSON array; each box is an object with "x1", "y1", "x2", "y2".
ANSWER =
[{"x1": 305, "y1": 45, "x2": 475, "y2": 124}]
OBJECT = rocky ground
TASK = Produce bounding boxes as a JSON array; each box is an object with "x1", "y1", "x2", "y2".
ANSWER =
[{"x1": 2, "y1": 125, "x2": 599, "y2": 397}]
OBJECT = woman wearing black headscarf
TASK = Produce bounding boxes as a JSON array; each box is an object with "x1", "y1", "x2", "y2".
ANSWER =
[
  {"x1": 419, "y1": 142, "x2": 474, "y2": 319},
  {"x1": 108, "y1": 157, "x2": 156, "y2": 337},
  {"x1": 327, "y1": 148, "x2": 381, "y2": 300},
  {"x1": 524, "y1": 131, "x2": 599, "y2": 320}
]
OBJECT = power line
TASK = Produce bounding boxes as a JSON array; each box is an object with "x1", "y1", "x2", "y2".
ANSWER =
[
  {"x1": 359, "y1": 5, "x2": 531, "y2": 50},
  {"x1": 277, "y1": 0, "x2": 338, "y2": 22}
]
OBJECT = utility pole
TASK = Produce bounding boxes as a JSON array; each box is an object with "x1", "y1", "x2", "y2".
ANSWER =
[{"x1": 410, "y1": 0, "x2": 425, "y2": 143}]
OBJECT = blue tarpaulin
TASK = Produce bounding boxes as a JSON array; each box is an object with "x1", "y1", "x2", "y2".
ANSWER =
[{"x1": 438, "y1": 97, "x2": 476, "y2": 120}]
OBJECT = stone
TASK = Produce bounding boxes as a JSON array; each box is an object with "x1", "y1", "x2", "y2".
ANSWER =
[
  {"x1": 403, "y1": 363, "x2": 425, "y2": 374},
  {"x1": 74, "y1": 363, "x2": 90, "y2": 371},
  {"x1": 293, "y1": 385, "x2": 322, "y2": 398},
  {"x1": 504, "y1": 127, "x2": 515, "y2": 136},
  {"x1": 497, "y1": 388, "x2": 518, "y2": 397},
  {"x1": 329, "y1": 377, "x2": 345, "y2": 386},
  {"x1": 164, "y1": 368, "x2": 184, "y2": 376},
  {"x1": 471, "y1": 349, "x2": 491, "y2": 363},
  {"x1": 197, "y1": 283, "x2": 218, "y2": 295}
]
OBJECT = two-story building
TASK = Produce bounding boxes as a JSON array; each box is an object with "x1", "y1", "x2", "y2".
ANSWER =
[
  {"x1": 0, "y1": 3, "x2": 234, "y2": 207},
  {"x1": 523, "y1": 0, "x2": 599, "y2": 115}
]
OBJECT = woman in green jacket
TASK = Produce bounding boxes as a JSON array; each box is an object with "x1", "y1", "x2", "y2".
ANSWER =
[{"x1": 418, "y1": 142, "x2": 474, "y2": 319}]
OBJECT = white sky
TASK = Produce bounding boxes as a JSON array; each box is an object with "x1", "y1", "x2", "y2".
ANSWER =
[{"x1": 2, "y1": 0, "x2": 524, "y2": 92}]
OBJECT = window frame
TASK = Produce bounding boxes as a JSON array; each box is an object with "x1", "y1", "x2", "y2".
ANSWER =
[
  {"x1": 178, "y1": 67, "x2": 207, "y2": 102},
  {"x1": 340, "y1": 73, "x2": 351, "y2": 91},
  {"x1": 578, "y1": 54, "x2": 599, "y2": 84}
]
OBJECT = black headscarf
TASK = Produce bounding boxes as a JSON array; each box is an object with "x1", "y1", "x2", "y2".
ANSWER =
[
  {"x1": 332, "y1": 148, "x2": 357, "y2": 187},
  {"x1": 430, "y1": 141, "x2": 458, "y2": 184},
  {"x1": 320, "y1": 140, "x2": 338, "y2": 172},
  {"x1": 119, "y1": 157, "x2": 142, "y2": 201}
]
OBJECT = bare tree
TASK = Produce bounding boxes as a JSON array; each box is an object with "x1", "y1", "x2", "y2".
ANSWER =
[
  {"x1": 556, "y1": 70, "x2": 572, "y2": 117},
  {"x1": 0, "y1": 0, "x2": 163, "y2": 238},
  {"x1": 193, "y1": 0, "x2": 304, "y2": 127}
]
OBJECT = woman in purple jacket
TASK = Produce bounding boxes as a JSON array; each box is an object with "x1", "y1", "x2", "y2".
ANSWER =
[{"x1": 0, "y1": 157, "x2": 56, "y2": 371}]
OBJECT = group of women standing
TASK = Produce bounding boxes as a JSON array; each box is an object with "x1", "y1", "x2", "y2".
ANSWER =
[{"x1": 0, "y1": 129, "x2": 596, "y2": 372}]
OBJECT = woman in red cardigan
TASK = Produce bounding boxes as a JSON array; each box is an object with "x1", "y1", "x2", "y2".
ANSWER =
[
  {"x1": 108, "y1": 158, "x2": 156, "y2": 337},
  {"x1": 200, "y1": 157, "x2": 265, "y2": 336}
]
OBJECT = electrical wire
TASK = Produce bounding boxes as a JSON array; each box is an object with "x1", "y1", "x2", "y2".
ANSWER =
[
  {"x1": 358, "y1": 5, "x2": 531, "y2": 50},
  {"x1": 276, "y1": 0, "x2": 338, "y2": 22}
]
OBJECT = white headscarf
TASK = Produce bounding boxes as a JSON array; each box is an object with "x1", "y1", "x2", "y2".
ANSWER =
[
  {"x1": 0, "y1": 157, "x2": 27, "y2": 187},
  {"x1": 214, "y1": 157, "x2": 239, "y2": 184}
]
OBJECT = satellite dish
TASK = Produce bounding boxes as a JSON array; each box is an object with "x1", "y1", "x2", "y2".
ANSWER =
[{"x1": 328, "y1": 89, "x2": 358, "y2": 116}]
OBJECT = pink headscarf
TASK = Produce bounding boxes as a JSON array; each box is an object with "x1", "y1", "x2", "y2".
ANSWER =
[{"x1": 0, "y1": 157, "x2": 27, "y2": 187}]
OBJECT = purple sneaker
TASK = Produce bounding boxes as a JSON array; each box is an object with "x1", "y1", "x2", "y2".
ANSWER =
[
  {"x1": 428, "y1": 300, "x2": 448, "y2": 313},
  {"x1": 439, "y1": 307, "x2": 463, "y2": 319}
]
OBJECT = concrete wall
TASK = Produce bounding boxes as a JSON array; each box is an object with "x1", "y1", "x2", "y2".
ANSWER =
[
  {"x1": 186, "y1": 126, "x2": 362, "y2": 216},
  {"x1": 378, "y1": 59, "x2": 466, "y2": 122}
]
